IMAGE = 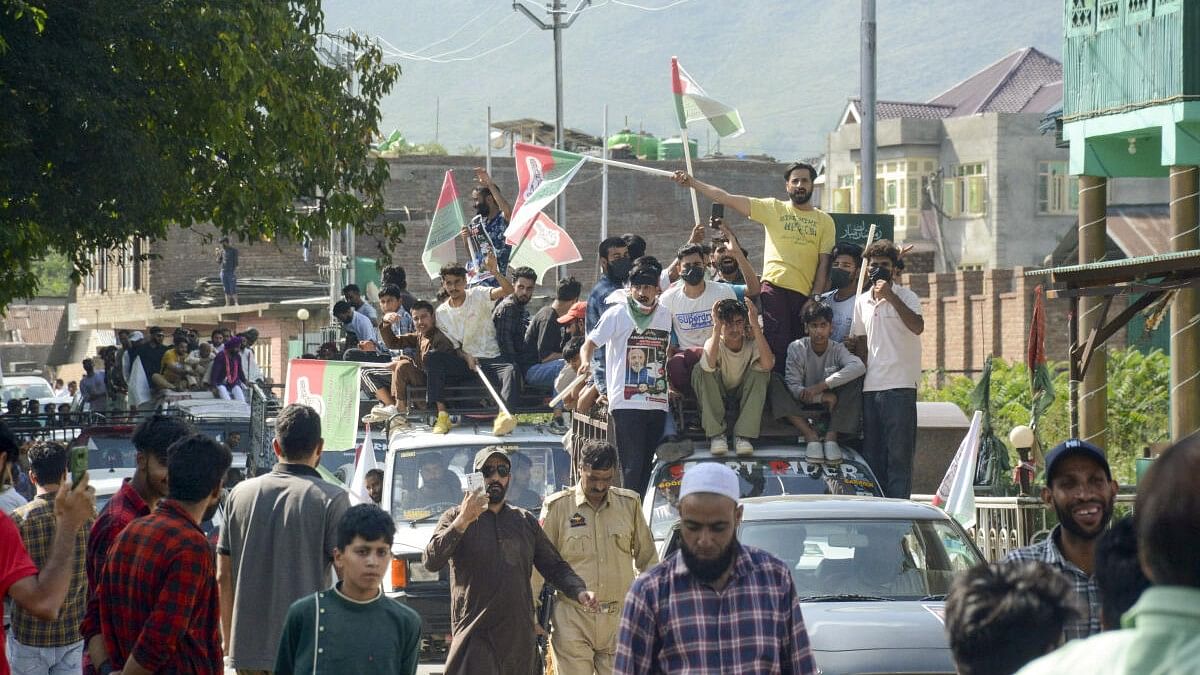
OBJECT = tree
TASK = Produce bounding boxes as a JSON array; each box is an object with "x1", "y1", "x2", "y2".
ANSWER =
[{"x1": 0, "y1": 1, "x2": 401, "y2": 308}]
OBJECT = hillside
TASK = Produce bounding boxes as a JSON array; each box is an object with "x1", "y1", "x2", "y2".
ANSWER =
[{"x1": 324, "y1": 0, "x2": 1063, "y2": 161}]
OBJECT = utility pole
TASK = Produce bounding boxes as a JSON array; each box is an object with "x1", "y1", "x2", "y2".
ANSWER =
[
  {"x1": 514, "y1": 0, "x2": 591, "y2": 283},
  {"x1": 860, "y1": 0, "x2": 877, "y2": 214}
]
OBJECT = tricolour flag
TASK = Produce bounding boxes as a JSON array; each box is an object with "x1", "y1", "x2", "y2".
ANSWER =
[
  {"x1": 422, "y1": 170, "x2": 465, "y2": 279},
  {"x1": 504, "y1": 143, "x2": 587, "y2": 247},
  {"x1": 348, "y1": 423, "x2": 381, "y2": 505},
  {"x1": 284, "y1": 358, "x2": 361, "y2": 452},
  {"x1": 671, "y1": 56, "x2": 744, "y2": 138},
  {"x1": 932, "y1": 410, "x2": 984, "y2": 529}
]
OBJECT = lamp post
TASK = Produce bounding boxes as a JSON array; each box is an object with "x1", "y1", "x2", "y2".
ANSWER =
[
  {"x1": 1009, "y1": 425, "x2": 1036, "y2": 496},
  {"x1": 296, "y1": 308, "x2": 310, "y2": 354}
]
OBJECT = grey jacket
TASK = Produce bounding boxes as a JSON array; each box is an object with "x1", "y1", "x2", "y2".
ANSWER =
[{"x1": 785, "y1": 337, "x2": 866, "y2": 398}]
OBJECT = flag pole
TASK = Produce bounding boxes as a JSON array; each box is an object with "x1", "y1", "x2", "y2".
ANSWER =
[
  {"x1": 854, "y1": 223, "x2": 878, "y2": 296},
  {"x1": 601, "y1": 104, "x2": 609, "y2": 243},
  {"x1": 585, "y1": 155, "x2": 677, "y2": 177},
  {"x1": 679, "y1": 124, "x2": 701, "y2": 226},
  {"x1": 486, "y1": 106, "x2": 492, "y2": 175}
]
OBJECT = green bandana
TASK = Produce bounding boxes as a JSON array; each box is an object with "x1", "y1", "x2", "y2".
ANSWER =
[{"x1": 627, "y1": 297, "x2": 657, "y2": 331}]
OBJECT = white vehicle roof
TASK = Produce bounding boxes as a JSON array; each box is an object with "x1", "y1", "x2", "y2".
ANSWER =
[{"x1": 387, "y1": 421, "x2": 562, "y2": 452}]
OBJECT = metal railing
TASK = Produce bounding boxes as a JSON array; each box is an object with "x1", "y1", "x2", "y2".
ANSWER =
[{"x1": 912, "y1": 492, "x2": 1137, "y2": 561}]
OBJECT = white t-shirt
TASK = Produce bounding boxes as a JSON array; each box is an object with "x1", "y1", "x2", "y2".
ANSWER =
[
  {"x1": 817, "y1": 289, "x2": 857, "y2": 343},
  {"x1": 660, "y1": 282, "x2": 736, "y2": 350},
  {"x1": 850, "y1": 285, "x2": 923, "y2": 392},
  {"x1": 437, "y1": 287, "x2": 501, "y2": 359},
  {"x1": 588, "y1": 303, "x2": 672, "y2": 412}
]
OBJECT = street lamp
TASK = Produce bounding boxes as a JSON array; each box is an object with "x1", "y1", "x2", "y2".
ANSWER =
[
  {"x1": 296, "y1": 308, "x2": 310, "y2": 354},
  {"x1": 1009, "y1": 424, "x2": 1036, "y2": 496}
]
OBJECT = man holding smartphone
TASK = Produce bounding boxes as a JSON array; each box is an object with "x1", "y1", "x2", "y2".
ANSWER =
[{"x1": 672, "y1": 163, "x2": 835, "y2": 373}]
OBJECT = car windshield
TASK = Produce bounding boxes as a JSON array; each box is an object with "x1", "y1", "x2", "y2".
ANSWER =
[
  {"x1": 739, "y1": 518, "x2": 981, "y2": 601},
  {"x1": 389, "y1": 443, "x2": 568, "y2": 525},
  {"x1": 649, "y1": 458, "x2": 881, "y2": 539},
  {"x1": 2, "y1": 382, "x2": 54, "y2": 401}
]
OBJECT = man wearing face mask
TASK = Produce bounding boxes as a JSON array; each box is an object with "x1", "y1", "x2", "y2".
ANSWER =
[
  {"x1": 661, "y1": 244, "x2": 736, "y2": 395},
  {"x1": 464, "y1": 168, "x2": 513, "y2": 287},
  {"x1": 580, "y1": 257, "x2": 672, "y2": 491},
  {"x1": 847, "y1": 239, "x2": 924, "y2": 499},
  {"x1": 816, "y1": 241, "x2": 864, "y2": 343},
  {"x1": 585, "y1": 237, "x2": 633, "y2": 400},
  {"x1": 424, "y1": 447, "x2": 597, "y2": 675}
]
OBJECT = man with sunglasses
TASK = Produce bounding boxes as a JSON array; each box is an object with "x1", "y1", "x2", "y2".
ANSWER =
[{"x1": 424, "y1": 447, "x2": 598, "y2": 675}]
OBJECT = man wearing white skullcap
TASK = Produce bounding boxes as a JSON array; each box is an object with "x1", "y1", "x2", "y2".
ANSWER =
[{"x1": 615, "y1": 462, "x2": 817, "y2": 674}]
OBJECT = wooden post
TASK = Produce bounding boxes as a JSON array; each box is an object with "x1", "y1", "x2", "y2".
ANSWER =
[
  {"x1": 1077, "y1": 175, "x2": 1107, "y2": 447},
  {"x1": 1170, "y1": 166, "x2": 1200, "y2": 440}
]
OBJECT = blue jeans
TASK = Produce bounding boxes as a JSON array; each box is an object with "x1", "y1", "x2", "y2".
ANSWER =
[
  {"x1": 524, "y1": 360, "x2": 563, "y2": 389},
  {"x1": 6, "y1": 635, "x2": 82, "y2": 675},
  {"x1": 862, "y1": 388, "x2": 917, "y2": 499}
]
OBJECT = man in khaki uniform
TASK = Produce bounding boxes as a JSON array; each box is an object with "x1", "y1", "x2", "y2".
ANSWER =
[{"x1": 538, "y1": 440, "x2": 658, "y2": 674}]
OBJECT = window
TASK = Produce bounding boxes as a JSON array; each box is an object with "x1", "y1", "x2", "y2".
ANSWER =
[
  {"x1": 943, "y1": 163, "x2": 987, "y2": 216},
  {"x1": 832, "y1": 175, "x2": 854, "y2": 212},
  {"x1": 120, "y1": 241, "x2": 135, "y2": 291},
  {"x1": 885, "y1": 180, "x2": 899, "y2": 209},
  {"x1": 1038, "y1": 161, "x2": 1079, "y2": 214},
  {"x1": 252, "y1": 339, "x2": 273, "y2": 383}
]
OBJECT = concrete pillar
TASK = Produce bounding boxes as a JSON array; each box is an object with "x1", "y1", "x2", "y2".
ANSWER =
[
  {"x1": 1077, "y1": 175, "x2": 1107, "y2": 447},
  {"x1": 1169, "y1": 166, "x2": 1200, "y2": 440}
]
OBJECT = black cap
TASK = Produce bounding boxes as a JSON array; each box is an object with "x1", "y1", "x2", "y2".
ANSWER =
[{"x1": 1044, "y1": 438, "x2": 1111, "y2": 484}]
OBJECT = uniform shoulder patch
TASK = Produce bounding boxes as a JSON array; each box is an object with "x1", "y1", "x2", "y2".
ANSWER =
[
  {"x1": 544, "y1": 489, "x2": 572, "y2": 507},
  {"x1": 568, "y1": 513, "x2": 587, "y2": 528},
  {"x1": 610, "y1": 487, "x2": 641, "y2": 500}
]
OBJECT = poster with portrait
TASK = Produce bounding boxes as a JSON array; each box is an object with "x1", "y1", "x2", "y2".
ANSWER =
[{"x1": 622, "y1": 328, "x2": 669, "y2": 403}]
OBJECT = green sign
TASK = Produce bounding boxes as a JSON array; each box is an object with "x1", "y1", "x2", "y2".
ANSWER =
[{"x1": 829, "y1": 213, "x2": 895, "y2": 247}]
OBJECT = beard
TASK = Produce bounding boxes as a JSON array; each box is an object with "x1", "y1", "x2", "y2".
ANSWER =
[
  {"x1": 717, "y1": 259, "x2": 739, "y2": 275},
  {"x1": 789, "y1": 189, "x2": 812, "y2": 205},
  {"x1": 680, "y1": 537, "x2": 739, "y2": 582},
  {"x1": 486, "y1": 481, "x2": 508, "y2": 504},
  {"x1": 1055, "y1": 497, "x2": 1114, "y2": 540}
]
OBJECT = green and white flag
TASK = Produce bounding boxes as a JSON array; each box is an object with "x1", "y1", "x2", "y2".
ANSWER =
[
  {"x1": 671, "y1": 56, "x2": 744, "y2": 138},
  {"x1": 422, "y1": 170, "x2": 465, "y2": 279},
  {"x1": 284, "y1": 358, "x2": 361, "y2": 451}
]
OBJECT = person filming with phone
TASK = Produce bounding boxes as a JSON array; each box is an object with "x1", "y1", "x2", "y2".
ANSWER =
[
  {"x1": 847, "y1": 239, "x2": 924, "y2": 499},
  {"x1": 424, "y1": 447, "x2": 598, "y2": 675}
]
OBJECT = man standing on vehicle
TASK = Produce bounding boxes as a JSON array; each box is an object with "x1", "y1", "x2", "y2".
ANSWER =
[
  {"x1": 614, "y1": 462, "x2": 816, "y2": 674},
  {"x1": 436, "y1": 256, "x2": 517, "y2": 414},
  {"x1": 78, "y1": 358, "x2": 108, "y2": 413},
  {"x1": 424, "y1": 447, "x2": 597, "y2": 675},
  {"x1": 538, "y1": 440, "x2": 657, "y2": 674},
  {"x1": 218, "y1": 404, "x2": 351, "y2": 675},
  {"x1": 1004, "y1": 439, "x2": 1119, "y2": 640},
  {"x1": 816, "y1": 242, "x2": 864, "y2": 343},
  {"x1": 672, "y1": 164, "x2": 835, "y2": 373}
]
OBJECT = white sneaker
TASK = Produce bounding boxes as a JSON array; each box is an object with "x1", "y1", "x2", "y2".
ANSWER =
[
  {"x1": 363, "y1": 404, "x2": 397, "y2": 423},
  {"x1": 823, "y1": 440, "x2": 843, "y2": 464},
  {"x1": 805, "y1": 441, "x2": 824, "y2": 464},
  {"x1": 709, "y1": 436, "x2": 729, "y2": 456},
  {"x1": 734, "y1": 437, "x2": 755, "y2": 457}
]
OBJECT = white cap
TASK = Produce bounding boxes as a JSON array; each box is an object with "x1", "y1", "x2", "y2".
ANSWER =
[
  {"x1": 678, "y1": 462, "x2": 740, "y2": 504},
  {"x1": 129, "y1": 331, "x2": 145, "y2": 342}
]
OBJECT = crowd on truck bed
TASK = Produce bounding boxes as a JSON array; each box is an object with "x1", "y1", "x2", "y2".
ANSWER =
[{"x1": 335, "y1": 165, "x2": 924, "y2": 500}]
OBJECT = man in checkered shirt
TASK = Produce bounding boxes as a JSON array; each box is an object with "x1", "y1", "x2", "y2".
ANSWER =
[
  {"x1": 614, "y1": 462, "x2": 817, "y2": 674},
  {"x1": 1004, "y1": 439, "x2": 1119, "y2": 640}
]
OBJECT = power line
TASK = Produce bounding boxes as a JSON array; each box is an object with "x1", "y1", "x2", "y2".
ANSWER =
[
  {"x1": 610, "y1": 0, "x2": 698, "y2": 11},
  {"x1": 379, "y1": 13, "x2": 524, "y2": 62}
]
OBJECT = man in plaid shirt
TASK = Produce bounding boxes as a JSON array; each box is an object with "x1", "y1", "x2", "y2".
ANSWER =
[
  {"x1": 1004, "y1": 439, "x2": 1119, "y2": 640},
  {"x1": 86, "y1": 434, "x2": 230, "y2": 675},
  {"x1": 8, "y1": 441, "x2": 94, "y2": 674},
  {"x1": 614, "y1": 463, "x2": 816, "y2": 674}
]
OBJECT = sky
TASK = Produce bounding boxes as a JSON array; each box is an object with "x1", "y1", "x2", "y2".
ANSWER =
[{"x1": 323, "y1": 0, "x2": 1064, "y2": 160}]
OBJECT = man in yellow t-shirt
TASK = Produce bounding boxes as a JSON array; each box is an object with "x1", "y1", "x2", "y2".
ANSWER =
[{"x1": 672, "y1": 163, "x2": 834, "y2": 372}]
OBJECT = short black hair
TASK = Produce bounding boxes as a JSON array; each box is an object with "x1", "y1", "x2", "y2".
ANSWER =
[
  {"x1": 562, "y1": 336, "x2": 585, "y2": 361},
  {"x1": 945, "y1": 561, "x2": 1079, "y2": 675},
  {"x1": 439, "y1": 263, "x2": 468, "y2": 279},
  {"x1": 783, "y1": 161, "x2": 818, "y2": 182},
  {"x1": 411, "y1": 300, "x2": 435, "y2": 316},
  {"x1": 675, "y1": 243, "x2": 706, "y2": 261},
  {"x1": 28, "y1": 441, "x2": 68, "y2": 484},
  {"x1": 802, "y1": 301, "x2": 834, "y2": 326},
  {"x1": 714, "y1": 298, "x2": 747, "y2": 324},
  {"x1": 167, "y1": 434, "x2": 231, "y2": 503},
  {"x1": 556, "y1": 277, "x2": 582, "y2": 302},
  {"x1": 378, "y1": 284, "x2": 403, "y2": 301},
  {"x1": 1136, "y1": 431, "x2": 1200, "y2": 586},
  {"x1": 275, "y1": 404, "x2": 323, "y2": 460},
  {"x1": 831, "y1": 241, "x2": 864, "y2": 261},
  {"x1": 365, "y1": 468, "x2": 384, "y2": 482},
  {"x1": 211, "y1": 328, "x2": 226, "y2": 339},
  {"x1": 864, "y1": 239, "x2": 901, "y2": 265},
  {"x1": 380, "y1": 264, "x2": 407, "y2": 289},
  {"x1": 622, "y1": 233, "x2": 647, "y2": 260},
  {"x1": 332, "y1": 300, "x2": 353, "y2": 316},
  {"x1": 419, "y1": 450, "x2": 444, "y2": 467},
  {"x1": 1095, "y1": 516, "x2": 1150, "y2": 629},
  {"x1": 598, "y1": 236, "x2": 628, "y2": 260},
  {"x1": 510, "y1": 451, "x2": 532, "y2": 469},
  {"x1": 472, "y1": 185, "x2": 493, "y2": 200},
  {"x1": 336, "y1": 503, "x2": 396, "y2": 550},
  {"x1": 710, "y1": 235, "x2": 748, "y2": 258},
  {"x1": 133, "y1": 415, "x2": 195, "y2": 464},
  {"x1": 510, "y1": 266, "x2": 538, "y2": 284},
  {"x1": 342, "y1": 283, "x2": 361, "y2": 294},
  {"x1": 578, "y1": 440, "x2": 618, "y2": 471}
]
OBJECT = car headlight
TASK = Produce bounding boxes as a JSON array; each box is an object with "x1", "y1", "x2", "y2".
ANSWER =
[{"x1": 408, "y1": 560, "x2": 440, "y2": 583}]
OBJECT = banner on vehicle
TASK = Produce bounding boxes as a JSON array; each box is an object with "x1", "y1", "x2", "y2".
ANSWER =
[{"x1": 284, "y1": 359, "x2": 361, "y2": 451}]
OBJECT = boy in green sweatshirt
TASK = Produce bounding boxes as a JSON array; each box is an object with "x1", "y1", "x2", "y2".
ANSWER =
[{"x1": 274, "y1": 504, "x2": 422, "y2": 674}]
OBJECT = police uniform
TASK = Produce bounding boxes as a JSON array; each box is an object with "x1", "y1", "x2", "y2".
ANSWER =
[{"x1": 537, "y1": 483, "x2": 658, "y2": 674}]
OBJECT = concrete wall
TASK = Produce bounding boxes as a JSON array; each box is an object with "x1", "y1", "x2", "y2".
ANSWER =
[{"x1": 989, "y1": 114, "x2": 1075, "y2": 268}]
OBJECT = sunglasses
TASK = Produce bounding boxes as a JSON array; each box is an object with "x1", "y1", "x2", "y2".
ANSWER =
[{"x1": 481, "y1": 465, "x2": 510, "y2": 478}]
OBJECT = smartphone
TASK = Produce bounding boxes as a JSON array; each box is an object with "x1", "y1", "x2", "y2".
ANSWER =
[
  {"x1": 69, "y1": 445, "x2": 88, "y2": 485},
  {"x1": 710, "y1": 202, "x2": 724, "y2": 223},
  {"x1": 467, "y1": 472, "x2": 485, "y2": 494}
]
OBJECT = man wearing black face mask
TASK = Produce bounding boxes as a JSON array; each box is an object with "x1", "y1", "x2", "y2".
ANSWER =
[
  {"x1": 464, "y1": 168, "x2": 513, "y2": 287},
  {"x1": 585, "y1": 237, "x2": 633, "y2": 400},
  {"x1": 661, "y1": 243, "x2": 736, "y2": 395},
  {"x1": 816, "y1": 241, "x2": 864, "y2": 343},
  {"x1": 848, "y1": 239, "x2": 924, "y2": 499}
]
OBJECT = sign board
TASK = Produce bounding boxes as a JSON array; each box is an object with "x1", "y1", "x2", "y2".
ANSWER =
[{"x1": 829, "y1": 213, "x2": 895, "y2": 248}]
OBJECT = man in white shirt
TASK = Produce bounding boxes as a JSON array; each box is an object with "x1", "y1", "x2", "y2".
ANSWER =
[
  {"x1": 661, "y1": 244, "x2": 735, "y2": 396},
  {"x1": 435, "y1": 253, "x2": 517, "y2": 412},
  {"x1": 847, "y1": 240, "x2": 924, "y2": 499},
  {"x1": 815, "y1": 242, "x2": 863, "y2": 343}
]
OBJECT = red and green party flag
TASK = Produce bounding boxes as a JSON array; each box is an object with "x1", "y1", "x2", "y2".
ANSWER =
[
  {"x1": 1027, "y1": 285, "x2": 1056, "y2": 433},
  {"x1": 422, "y1": 170, "x2": 465, "y2": 279},
  {"x1": 284, "y1": 358, "x2": 362, "y2": 451},
  {"x1": 504, "y1": 143, "x2": 587, "y2": 246},
  {"x1": 509, "y1": 211, "x2": 583, "y2": 282},
  {"x1": 671, "y1": 56, "x2": 744, "y2": 138}
]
